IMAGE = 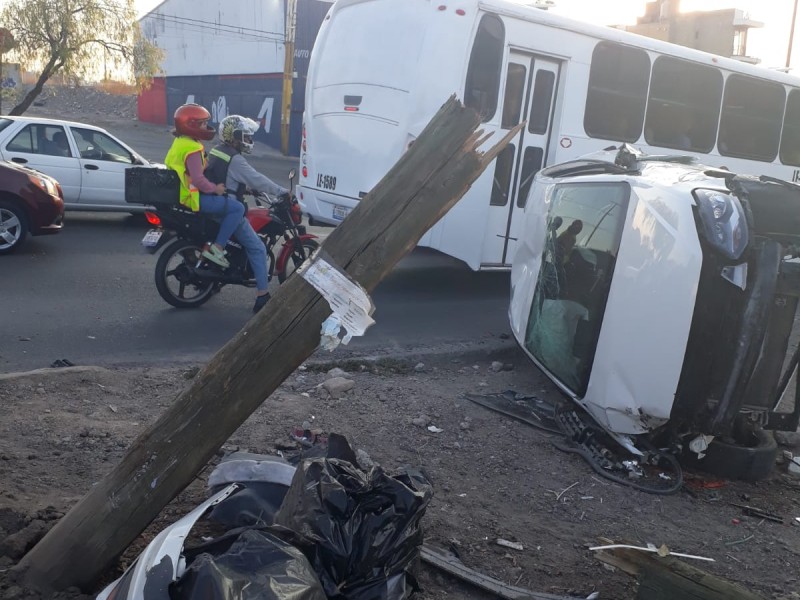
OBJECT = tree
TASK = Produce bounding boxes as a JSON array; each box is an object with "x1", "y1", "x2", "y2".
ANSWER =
[{"x1": 0, "y1": 0, "x2": 162, "y2": 115}]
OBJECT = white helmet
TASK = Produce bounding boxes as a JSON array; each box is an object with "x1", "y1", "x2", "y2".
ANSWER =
[{"x1": 219, "y1": 115, "x2": 259, "y2": 153}]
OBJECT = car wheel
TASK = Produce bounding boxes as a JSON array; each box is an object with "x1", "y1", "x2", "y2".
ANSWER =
[
  {"x1": 683, "y1": 426, "x2": 777, "y2": 482},
  {"x1": 0, "y1": 200, "x2": 28, "y2": 255}
]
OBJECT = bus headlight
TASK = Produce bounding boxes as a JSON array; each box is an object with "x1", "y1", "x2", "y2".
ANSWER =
[{"x1": 693, "y1": 189, "x2": 749, "y2": 260}]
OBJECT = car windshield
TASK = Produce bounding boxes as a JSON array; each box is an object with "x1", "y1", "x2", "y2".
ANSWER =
[
  {"x1": 524, "y1": 182, "x2": 630, "y2": 395},
  {"x1": 0, "y1": 118, "x2": 13, "y2": 134}
]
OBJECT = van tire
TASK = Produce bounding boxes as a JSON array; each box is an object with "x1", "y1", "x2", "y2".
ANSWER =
[{"x1": 684, "y1": 427, "x2": 777, "y2": 482}]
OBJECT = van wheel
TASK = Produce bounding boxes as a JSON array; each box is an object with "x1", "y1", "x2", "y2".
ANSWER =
[
  {"x1": 0, "y1": 201, "x2": 28, "y2": 254},
  {"x1": 684, "y1": 426, "x2": 777, "y2": 481}
]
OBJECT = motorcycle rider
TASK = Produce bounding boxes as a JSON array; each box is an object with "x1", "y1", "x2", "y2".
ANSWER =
[
  {"x1": 164, "y1": 103, "x2": 243, "y2": 269},
  {"x1": 204, "y1": 114, "x2": 290, "y2": 313}
]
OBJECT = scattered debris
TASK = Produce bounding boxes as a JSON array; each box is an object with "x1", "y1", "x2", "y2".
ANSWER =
[
  {"x1": 325, "y1": 367, "x2": 348, "y2": 379},
  {"x1": 320, "y1": 377, "x2": 355, "y2": 399},
  {"x1": 730, "y1": 503, "x2": 784, "y2": 524},
  {"x1": 49, "y1": 358, "x2": 75, "y2": 368},
  {"x1": 594, "y1": 543, "x2": 765, "y2": 600},
  {"x1": 463, "y1": 391, "x2": 560, "y2": 434},
  {"x1": 420, "y1": 545, "x2": 588, "y2": 600},
  {"x1": 496, "y1": 538, "x2": 524, "y2": 551},
  {"x1": 411, "y1": 415, "x2": 431, "y2": 428},
  {"x1": 414, "y1": 362, "x2": 426, "y2": 373},
  {"x1": 427, "y1": 425, "x2": 444, "y2": 434},
  {"x1": 589, "y1": 543, "x2": 714, "y2": 563}
]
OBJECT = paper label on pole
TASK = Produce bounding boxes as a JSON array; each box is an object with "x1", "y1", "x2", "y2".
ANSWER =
[{"x1": 298, "y1": 249, "x2": 375, "y2": 342}]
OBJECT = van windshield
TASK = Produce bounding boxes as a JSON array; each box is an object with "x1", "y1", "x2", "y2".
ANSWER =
[{"x1": 524, "y1": 182, "x2": 629, "y2": 395}]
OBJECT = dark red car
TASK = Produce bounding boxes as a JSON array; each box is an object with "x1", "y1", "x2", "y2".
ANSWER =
[{"x1": 0, "y1": 160, "x2": 64, "y2": 254}]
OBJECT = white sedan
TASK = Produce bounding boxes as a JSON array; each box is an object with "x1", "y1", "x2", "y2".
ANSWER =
[{"x1": 0, "y1": 116, "x2": 151, "y2": 211}]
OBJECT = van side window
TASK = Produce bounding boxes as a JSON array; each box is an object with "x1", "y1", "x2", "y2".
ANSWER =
[
  {"x1": 584, "y1": 42, "x2": 650, "y2": 143},
  {"x1": 718, "y1": 75, "x2": 784, "y2": 162},
  {"x1": 645, "y1": 56, "x2": 722, "y2": 153},
  {"x1": 780, "y1": 89, "x2": 800, "y2": 166},
  {"x1": 465, "y1": 14, "x2": 505, "y2": 123}
]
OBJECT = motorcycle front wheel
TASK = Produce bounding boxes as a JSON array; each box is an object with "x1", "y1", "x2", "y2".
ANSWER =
[
  {"x1": 155, "y1": 239, "x2": 216, "y2": 308},
  {"x1": 278, "y1": 238, "x2": 320, "y2": 284}
]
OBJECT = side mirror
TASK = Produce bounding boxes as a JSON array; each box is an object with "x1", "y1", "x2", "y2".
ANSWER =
[{"x1": 288, "y1": 168, "x2": 296, "y2": 181}]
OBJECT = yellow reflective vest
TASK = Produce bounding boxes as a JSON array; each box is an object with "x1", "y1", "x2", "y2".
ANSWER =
[{"x1": 165, "y1": 135, "x2": 205, "y2": 211}]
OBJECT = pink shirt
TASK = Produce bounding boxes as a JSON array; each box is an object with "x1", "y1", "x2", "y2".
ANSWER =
[{"x1": 185, "y1": 151, "x2": 217, "y2": 194}]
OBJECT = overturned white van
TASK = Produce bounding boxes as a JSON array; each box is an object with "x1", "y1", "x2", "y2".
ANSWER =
[{"x1": 509, "y1": 146, "x2": 800, "y2": 480}]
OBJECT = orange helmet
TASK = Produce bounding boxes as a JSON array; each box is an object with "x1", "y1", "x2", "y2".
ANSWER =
[{"x1": 173, "y1": 103, "x2": 215, "y2": 141}]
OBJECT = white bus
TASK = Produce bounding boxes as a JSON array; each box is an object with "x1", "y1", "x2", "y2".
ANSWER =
[{"x1": 298, "y1": 0, "x2": 800, "y2": 270}]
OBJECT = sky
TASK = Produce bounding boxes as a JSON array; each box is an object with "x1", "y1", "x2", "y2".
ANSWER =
[{"x1": 132, "y1": 0, "x2": 799, "y2": 70}]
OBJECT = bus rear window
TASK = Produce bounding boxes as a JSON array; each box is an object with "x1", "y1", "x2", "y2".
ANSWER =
[
  {"x1": 465, "y1": 14, "x2": 505, "y2": 123},
  {"x1": 719, "y1": 75, "x2": 785, "y2": 162},
  {"x1": 781, "y1": 89, "x2": 800, "y2": 166},
  {"x1": 584, "y1": 42, "x2": 650, "y2": 143},
  {"x1": 645, "y1": 56, "x2": 722, "y2": 153},
  {"x1": 313, "y1": 1, "x2": 426, "y2": 92}
]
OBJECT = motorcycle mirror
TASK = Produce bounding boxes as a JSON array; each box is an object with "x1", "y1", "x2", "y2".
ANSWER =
[{"x1": 288, "y1": 168, "x2": 296, "y2": 181}]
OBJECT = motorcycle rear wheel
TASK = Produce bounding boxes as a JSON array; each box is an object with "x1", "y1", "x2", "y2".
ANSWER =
[
  {"x1": 155, "y1": 239, "x2": 216, "y2": 308},
  {"x1": 278, "y1": 239, "x2": 320, "y2": 283}
]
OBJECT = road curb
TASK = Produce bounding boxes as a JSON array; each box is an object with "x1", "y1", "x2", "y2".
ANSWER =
[
  {"x1": 0, "y1": 365, "x2": 111, "y2": 383},
  {"x1": 0, "y1": 341, "x2": 522, "y2": 378}
]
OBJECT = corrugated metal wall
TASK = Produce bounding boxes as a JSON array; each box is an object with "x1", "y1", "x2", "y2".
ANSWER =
[{"x1": 138, "y1": 0, "x2": 332, "y2": 156}]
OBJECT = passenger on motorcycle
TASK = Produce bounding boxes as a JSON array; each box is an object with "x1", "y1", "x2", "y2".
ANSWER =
[
  {"x1": 204, "y1": 114, "x2": 290, "y2": 313},
  {"x1": 164, "y1": 103, "x2": 243, "y2": 269}
]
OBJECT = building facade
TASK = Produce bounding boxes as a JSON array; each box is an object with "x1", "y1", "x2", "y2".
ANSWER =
[
  {"x1": 138, "y1": 0, "x2": 332, "y2": 155},
  {"x1": 622, "y1": 0, "x2": 763, "y2": 65}
]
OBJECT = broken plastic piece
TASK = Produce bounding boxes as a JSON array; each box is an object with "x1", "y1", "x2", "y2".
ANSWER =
[
  {"x1": 689, "y1": 434, "x2": 715, "y2": 456},
  {"x1": 496, "y1": 538, "x2": 524, "y2": 551},
  {"x1": 589, "y1": 543, "x2": 714, "y2": 562},
  {"x1": 320, "y1": 316, "x2": 343, "y2": 351}
]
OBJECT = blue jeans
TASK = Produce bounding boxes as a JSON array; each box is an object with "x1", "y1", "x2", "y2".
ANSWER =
[
  {"x1": 198, "y1": 194, "x2": 245, "y2": 248},
  {"x1": 234, "y1": 218, "x2": 269, "y2": 293}
]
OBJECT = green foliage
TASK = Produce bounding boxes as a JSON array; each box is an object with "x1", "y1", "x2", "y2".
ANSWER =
[{"x1": 0, "y1": 0, "x2": 163, "y2": 113}]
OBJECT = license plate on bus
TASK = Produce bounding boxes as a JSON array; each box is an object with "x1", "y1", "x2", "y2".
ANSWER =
[
  {"x1": 332, "y1": 205, "x2": 350, "y2": 221},
  {"x1": 141, "y1": 229, "x2": 163, "y2": 247}
]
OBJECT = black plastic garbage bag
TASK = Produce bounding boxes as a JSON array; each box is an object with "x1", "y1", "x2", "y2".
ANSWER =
[
  {"x1": 170, "y1": 529, "x2": 326, "y2": 600},
  {"x1": 274, "y1": 459, "x2": 433, "y2": 600}
]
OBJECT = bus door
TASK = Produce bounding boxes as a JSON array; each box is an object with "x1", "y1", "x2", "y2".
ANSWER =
[{"x1": 481, "y1": 51, "x2": 560, "y2": 267}]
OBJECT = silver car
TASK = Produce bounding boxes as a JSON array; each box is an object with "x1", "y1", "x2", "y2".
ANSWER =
[{"x1": 0, "y1": 116, "x2": 151, "y2": 211}]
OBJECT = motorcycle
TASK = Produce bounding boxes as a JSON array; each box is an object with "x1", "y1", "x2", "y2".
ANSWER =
[{"x1": 140, "y1": 168, "x2": 318, "y2": 308}]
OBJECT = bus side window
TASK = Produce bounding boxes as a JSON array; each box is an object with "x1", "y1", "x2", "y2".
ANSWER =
[
  {"x1": 644, "y1": 56, "x2": 722, "y2": 153},
  {"x1": 584, "y1": 42, "x2": 649, "y2": 143},
  {"x1": 465, "y1": 14, "x2": 505, "y2": 123},
  {"x1": 718, "y1": 74, "x2": 784, "y2": 162},
  {"x1": 781, "y1": 89, "x2": 800, "y2": 167}
]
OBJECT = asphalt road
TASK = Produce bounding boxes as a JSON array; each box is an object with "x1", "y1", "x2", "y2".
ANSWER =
[{"x1": 1, "y1": 211, "x2": 512, "y2": 373}]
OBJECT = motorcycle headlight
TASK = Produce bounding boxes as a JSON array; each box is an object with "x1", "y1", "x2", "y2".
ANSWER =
[{"x1": 693, "y1": 188, "x2": 749, "y2": 261}]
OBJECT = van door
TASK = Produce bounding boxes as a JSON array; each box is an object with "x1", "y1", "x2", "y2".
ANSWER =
[{"x1": 481, "y1": 52, "x2": 560, "y2": 268}]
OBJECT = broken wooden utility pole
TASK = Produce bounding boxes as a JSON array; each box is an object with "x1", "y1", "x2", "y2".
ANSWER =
[
  {"x1": 19, "y1": 97, "x2": 521, "y2": 592},
  {"x1": 595, "y1": 545, "x2": 765, "y2": 600}
]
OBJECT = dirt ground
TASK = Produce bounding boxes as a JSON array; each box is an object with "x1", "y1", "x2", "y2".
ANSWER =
[{"x1": 1, "y1": 345, "x2": 800, "y2": 600}]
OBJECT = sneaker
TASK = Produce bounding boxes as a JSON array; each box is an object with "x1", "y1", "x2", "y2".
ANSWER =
[
  {"x1": 253, "y1": 293, "x2": 271, "y2": 313},
  {"x1": 202, "y1": 244, "x2": 230, "y2": 268}
]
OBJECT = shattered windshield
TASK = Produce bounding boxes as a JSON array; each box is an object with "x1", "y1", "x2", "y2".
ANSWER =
[{"x1": 524, "y1": 182, "x2": 630, "y2": 395}]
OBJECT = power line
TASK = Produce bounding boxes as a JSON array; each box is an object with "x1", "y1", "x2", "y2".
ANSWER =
[{"x1": 144, "y1": 14, "x2": 283, "y2": 43}]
